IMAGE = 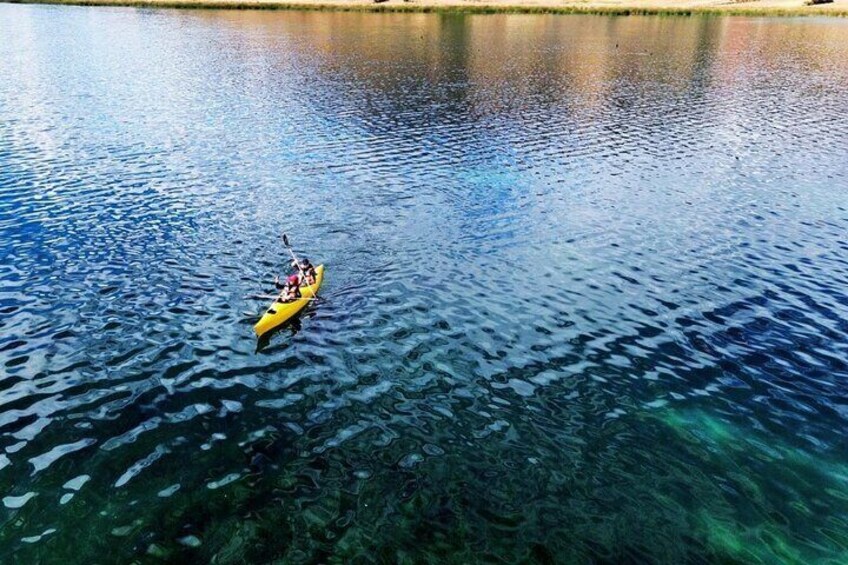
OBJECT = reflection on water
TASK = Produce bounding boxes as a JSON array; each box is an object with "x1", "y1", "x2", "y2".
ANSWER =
[{"x1": 2, "y1": 4, "x2": 848, "y2": 562}]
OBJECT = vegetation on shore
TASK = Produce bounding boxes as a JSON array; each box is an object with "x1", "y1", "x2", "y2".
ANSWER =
[{"x1": 5, "y1": 0, "x2": 848, "y2": 16}]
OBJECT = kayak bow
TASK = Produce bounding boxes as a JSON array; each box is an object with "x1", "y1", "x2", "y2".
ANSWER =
[{"x1": 254, "y1": 265, "x2": 324, "y2": 337}]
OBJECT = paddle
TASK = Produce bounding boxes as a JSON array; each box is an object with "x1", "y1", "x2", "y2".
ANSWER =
[
  {"x1": 245, "y1": 293, "x2": 319, "y2": 302},
  {"x1": 281, "y1": 233, "x2": 317, "y2": 297}
]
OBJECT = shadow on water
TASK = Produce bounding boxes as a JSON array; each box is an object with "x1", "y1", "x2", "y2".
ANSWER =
[
  {"x1": 255, "y1": 316, "x2": 302, "y2": 353},
  {"x1": 255, "y1": 295, "x2": 329, "y2": 352}
]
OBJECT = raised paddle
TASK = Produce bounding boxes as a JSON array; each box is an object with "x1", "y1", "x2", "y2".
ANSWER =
[{"x1": 281, "y1": 233, "x2": 317, "y2": 297}]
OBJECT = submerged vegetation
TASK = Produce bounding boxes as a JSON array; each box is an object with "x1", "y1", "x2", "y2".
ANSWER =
[{"x1": 651, "y1": 408, "x2": 848, "y2": 563}]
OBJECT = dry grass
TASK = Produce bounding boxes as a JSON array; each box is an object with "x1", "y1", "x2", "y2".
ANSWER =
[{"x1": 5, "y1": 0, "x2": 848, "y2": 16}]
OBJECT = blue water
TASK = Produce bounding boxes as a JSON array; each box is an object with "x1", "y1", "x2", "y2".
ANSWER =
[{"x1": 2, "y1": 4, "x2": 848, "y2": 562}]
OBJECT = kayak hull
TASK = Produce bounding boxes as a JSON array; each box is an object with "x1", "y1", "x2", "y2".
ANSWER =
[{"x1": 254, "y1": 265, "x2": 324, "y2": 337}]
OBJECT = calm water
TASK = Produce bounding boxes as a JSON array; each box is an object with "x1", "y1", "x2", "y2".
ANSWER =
[{"x1": 2, "y1": 4, "x2": 848, "y2": 562}]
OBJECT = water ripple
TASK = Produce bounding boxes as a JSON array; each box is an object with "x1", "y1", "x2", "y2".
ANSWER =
[{"x1": 2, "y1": 5, "x2": 848, "y2": 563}]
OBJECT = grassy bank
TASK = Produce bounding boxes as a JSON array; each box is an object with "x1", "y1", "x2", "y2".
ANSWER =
[{"x1": 4, "y1": 0, "x2": 848, "y2": 16}]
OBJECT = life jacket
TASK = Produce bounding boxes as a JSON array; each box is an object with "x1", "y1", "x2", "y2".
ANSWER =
[{"x1": 301, "y1": 264, "x2": 317, "y2": 284}]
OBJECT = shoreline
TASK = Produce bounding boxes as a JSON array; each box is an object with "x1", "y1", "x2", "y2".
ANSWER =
[{"x1": 5, "y1": 0, "x2": 848, "y2": 16}]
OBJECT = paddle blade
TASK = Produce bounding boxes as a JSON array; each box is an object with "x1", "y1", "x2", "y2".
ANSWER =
[{"x1": 283, "y1": 233, "x2": 290, "y2": 247}]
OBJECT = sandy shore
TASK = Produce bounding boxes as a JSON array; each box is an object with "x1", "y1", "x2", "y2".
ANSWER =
[{"x1": 4, "y1": 0, "x2": 847, "y2": 16}]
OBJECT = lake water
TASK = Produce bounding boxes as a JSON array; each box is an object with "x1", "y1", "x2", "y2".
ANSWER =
[{"x1": 2, "y1": 4, "x2": 848, "y2": 562}]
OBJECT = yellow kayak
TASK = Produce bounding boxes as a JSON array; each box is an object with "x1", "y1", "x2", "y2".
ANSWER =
[{"x1": 254, "y1": 265, "x2": 324, "y2": 337}]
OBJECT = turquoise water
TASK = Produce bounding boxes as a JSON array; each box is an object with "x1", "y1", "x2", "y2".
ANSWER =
[{"x1": 2, "y1": 5, "x2": 848, "y2": 562}]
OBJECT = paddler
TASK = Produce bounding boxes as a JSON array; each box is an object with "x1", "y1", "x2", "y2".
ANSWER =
[
  {"x1": 273, "y1": 275, "x2": 302, "y2": 303},
  {"x1": 292, "y1": 257, "x2": 317, "y2": 286}
]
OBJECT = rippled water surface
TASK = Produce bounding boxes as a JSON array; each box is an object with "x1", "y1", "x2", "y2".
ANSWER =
[{"x1": 2, "y1": 5, "x2": 848, "y2": 562}]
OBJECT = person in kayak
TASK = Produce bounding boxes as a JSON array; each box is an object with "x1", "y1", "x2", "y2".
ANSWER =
[
  {"x1": 292, "y1": 257, "x2": 317, "y2": 286},
  {"x1": 274, "y1": 275, "x2": 302, "y2": 303}
]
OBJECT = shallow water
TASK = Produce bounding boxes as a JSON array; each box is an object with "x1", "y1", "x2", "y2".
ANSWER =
[{"x1": 2, "y1": 4, "x2": 848, "y2": 562}]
